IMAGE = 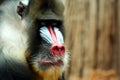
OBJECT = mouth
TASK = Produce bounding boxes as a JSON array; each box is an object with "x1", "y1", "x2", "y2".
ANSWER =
[{"x1": 39, "y1": 59, "x2": 63, "y2": 67}]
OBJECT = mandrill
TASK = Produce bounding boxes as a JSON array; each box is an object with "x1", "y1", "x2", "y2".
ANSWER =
[{"x1": 0, "y1": 0, "x2": 69, "y2": 80}]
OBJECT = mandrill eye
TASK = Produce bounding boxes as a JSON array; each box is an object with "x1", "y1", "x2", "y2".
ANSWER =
[
  {"x1": 52, "y1": 22, "x2": 57, "y2": 26},
  {"x1": 38, "y1": 19, "x2": 63, "y2": 27},
  {"x1": 50, "y1": 20, "x2": 62, "y2": 27},
  {"x1": 40, "y1": 22, "x2": 46, "y2": 26}
]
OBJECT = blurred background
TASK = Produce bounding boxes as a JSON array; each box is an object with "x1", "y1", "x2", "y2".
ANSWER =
[{"x1": 62, "y1": 0, "x2": 120, "y2": 80}]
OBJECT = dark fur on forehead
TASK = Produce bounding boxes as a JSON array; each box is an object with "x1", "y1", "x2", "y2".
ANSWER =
[{"x1": 27, "y1": 0, "x2": 64, "y2": 19}]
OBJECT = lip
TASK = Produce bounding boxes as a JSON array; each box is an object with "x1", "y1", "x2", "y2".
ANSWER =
[{"x1": 39, "y1": 59, "x2": 63, "y2": 66}]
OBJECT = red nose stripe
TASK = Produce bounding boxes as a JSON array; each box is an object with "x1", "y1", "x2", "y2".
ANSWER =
[
  {"x1": 48, "y1": 26, "x2": 65, "y2": 56},
  {"x1": 48, "y1": 26, "x2": 58, "y2": 44}
]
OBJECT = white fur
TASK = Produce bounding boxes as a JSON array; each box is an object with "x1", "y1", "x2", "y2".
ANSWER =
[
  {"x1": 0, "y1": 0, "x2": 28, "y2": 61},
  {"x1": 40, "y1": 27, "x2": 54, "y2": 43},
  {"x1": 40, "y1": 26, "x2": 64, "y2": 44},
  {"x1": 62, "y1": 52, "x2": 69, "y2": 71},
  {"x1": 21, "y1": 0, "x2": 29, "y2": 5},
  {"x1": 54, "y1": 27, "x2": 64, "y2": 44}
]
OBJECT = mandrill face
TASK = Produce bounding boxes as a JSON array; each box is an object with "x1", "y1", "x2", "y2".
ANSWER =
[
  {"x1": 20, "y1": 0, "x2": 70, "y2": 79},
  {"x1": 27, "y1": 19, "x2": 69, "y2": 72}
]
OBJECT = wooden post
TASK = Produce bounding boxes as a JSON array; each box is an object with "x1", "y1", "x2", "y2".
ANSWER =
[{"x1": 64, "y1": 0, "x2": 119, "y2": 79}]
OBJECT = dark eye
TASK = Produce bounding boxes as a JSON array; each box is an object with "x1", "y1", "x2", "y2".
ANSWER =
[
  {"x1": 52, "y1": 22, "x2": 57, "y2": 26},
  {"x1": 51, "y1": 20, "x2": 62, "y2": 27},
  {"x1": 37, "y1": 19, "x2": 63, "y2": 27},
  {"x1": 40, "y1": 22, "x2": 46, "y2": 26}
]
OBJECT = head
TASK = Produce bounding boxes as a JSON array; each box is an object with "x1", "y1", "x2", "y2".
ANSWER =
[{"x1": 19, "y1": 0, "x2": 69, "y2": 76}]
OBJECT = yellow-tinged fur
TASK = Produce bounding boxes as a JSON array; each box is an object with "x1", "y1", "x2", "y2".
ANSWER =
[
  {"x1": 34, "y1": 67, "x2": 62, "y2": 80},
  {"x1": 31, "y1": 55, "x2": 64, "y2": 80}
]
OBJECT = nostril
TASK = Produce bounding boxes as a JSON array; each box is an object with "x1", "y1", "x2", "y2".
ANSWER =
[
  {"x1": 50, "y1": 44, "x2": 65, "y2": 56},
  {"x1": 60, "y1": 46, "x2": 65, "y2": 53},
  {"x1": 54, "y1": 46, "x2": 59, "y2": 51}
]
